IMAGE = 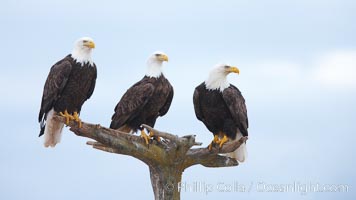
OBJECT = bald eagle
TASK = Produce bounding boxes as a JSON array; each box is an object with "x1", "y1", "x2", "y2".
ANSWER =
[
  {"x1": 38, "y1": 37, "x2": 97, "y2": 147},
  {"x1": 110, "y1": 52, "x2": 173, "y2": 144},
  {"x1": 193, "y1": 64, "x2": 248, "y2": 162}
]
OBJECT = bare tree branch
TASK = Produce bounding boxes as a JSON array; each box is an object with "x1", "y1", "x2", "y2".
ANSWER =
[{"x1": 53, "y1": 115, "x2": 246, "y2": 200}]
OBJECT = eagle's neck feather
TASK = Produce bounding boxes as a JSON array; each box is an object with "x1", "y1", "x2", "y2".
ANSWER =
[
  {"x1": 205, "y1": 73, "x2": 230, "y2": 92},
  {"x1": 71, "y1": 47, "x2": 93, "y2": 66},
  {"x1": 145, "y1": 59, "x2": 163, "y2": 78}
]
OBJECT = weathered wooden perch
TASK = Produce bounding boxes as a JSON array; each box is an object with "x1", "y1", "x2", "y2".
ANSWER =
[{"x1": 53, "y1": 115, "x2": 247, "y2": 200}]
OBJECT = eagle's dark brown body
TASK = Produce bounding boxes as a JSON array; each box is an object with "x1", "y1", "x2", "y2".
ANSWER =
[
  {"x1": 110, "y1": 75, "x2": 173, "y2": 132},
  {"x1": 193, "y1": 83, "x2": 248, "y2": 140},
  {"x1": 38, "y1": 55, "x2": 97, "y2": 136}
]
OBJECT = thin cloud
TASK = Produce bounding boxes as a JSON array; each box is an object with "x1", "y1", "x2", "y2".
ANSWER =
[{"x1": 313, "y1": 50, "x2": 356, "y2": 88}]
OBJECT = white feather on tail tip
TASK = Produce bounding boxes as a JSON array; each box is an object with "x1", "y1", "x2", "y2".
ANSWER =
[
  {"x1": 43, "y1": 109, "x2": 64, "y2": 147},
  {"x1": 226, "y1": 132, "x2": 247, "y2": 162}
]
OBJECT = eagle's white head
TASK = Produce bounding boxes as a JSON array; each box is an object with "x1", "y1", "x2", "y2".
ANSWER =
[
  {"x1": 145, "y1": 51, "x2": 169, "y2": 78},
  {"x1": 71, "y1": 37, "x2": 95, "y2": 66},
  {"x1": 205, "y1": 64, "x2": 240, "y2": 92}
]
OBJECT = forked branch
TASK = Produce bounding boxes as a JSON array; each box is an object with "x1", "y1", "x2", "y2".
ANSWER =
[{"x1": 53, "y1": 115, "x2": 247, "y2": 200}]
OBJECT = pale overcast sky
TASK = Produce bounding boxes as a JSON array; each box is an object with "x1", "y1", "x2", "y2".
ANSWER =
[{"x1": 1, "y1": 0, "x2": 355, "y2": 199}]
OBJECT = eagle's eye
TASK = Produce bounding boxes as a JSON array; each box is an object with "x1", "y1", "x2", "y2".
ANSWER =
[
  {"x1": 155, "y1": 54, "x2": 161, "y2": 57},
  {"x1": 224, "y1": 65, "x2": 230, "y2": 69},
  {"x1": 83, "y1": 40, "x2": 88, "y2": 43}
]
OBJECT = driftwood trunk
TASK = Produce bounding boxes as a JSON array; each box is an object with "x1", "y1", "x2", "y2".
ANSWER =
[
  {"x1": 53, "y1": 115, "x2": 247, "y2": 200},
  {"x1": 149, "y1": 165, "x2": 182, "y2": 199}
]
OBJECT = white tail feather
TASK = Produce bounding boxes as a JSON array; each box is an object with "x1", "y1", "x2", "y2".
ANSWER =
[
  {"x1": 226, "y1": 132, "x2": 247, "y2": 162},
  {"x1": 43, "y1": 109, "x2": 64, "y2": 148}
]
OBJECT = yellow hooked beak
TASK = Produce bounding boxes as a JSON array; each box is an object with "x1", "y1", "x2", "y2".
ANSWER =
[
  {"x1": 158, "y1": 54, "x2": 169, "y2": 62},
  {"x1": 227, "y1": 66, "x2": 240, "y2": 74},
  {"x1": 84, "y1": 41, "x2": 96, "y2": 49}
]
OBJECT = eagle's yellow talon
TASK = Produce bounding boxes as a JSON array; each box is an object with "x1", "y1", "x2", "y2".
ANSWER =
[
  {"x1": 219, "y1": 134, "x2": 228, "y2": 149},
  {"x1": 60, "y1": 110, "x2": 74, "y2": 125},
  {"x1": 213, "y1": 135, "x2": 220, "y2": 143},
  {"x1": 141, "y1": 130, "x2": 150, "y2": 145},
  {"x1": 73, "y1": 112, "x2": 82, "y2": 128},
  {"x1": 149, "y1": 131, "x2": 161, "y2": 142},
  {"x1": 208, "y1": 135, "x2": 220, "y2": 150}
]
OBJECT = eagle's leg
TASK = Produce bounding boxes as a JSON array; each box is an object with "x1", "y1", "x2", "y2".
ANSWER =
[
  {"x1": 148, "y1": 131, "x2": 161, "y2": 142},
  {"x1": 219, "y1": 134, "x2": 228, "y2": 149},
  {"x1": 140, "y1": 129, "x2": 150, "y2": 145},
  {"x1": 73, "y1": 112, "x2": 82, "y2": 128},
  {"x1": 59, "y1": 110, "x2": 74, "y2": 125},
  {"x1": 208, "y1": 135, "x2": 220, "y2": 150}
]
